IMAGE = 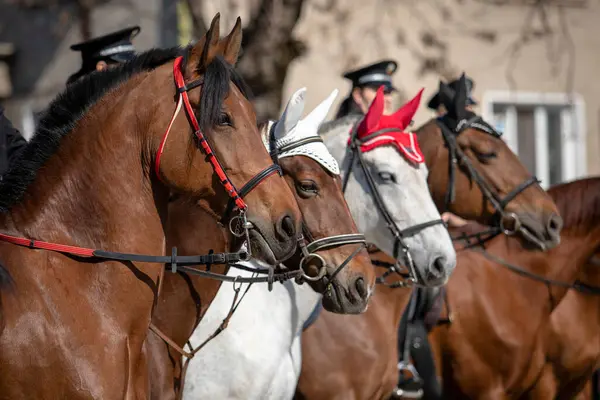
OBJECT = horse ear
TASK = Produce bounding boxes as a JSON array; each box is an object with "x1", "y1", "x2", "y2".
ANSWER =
[
  {"x1": 452, "y1": 73, "x2": 468, "y2": 120},
  {"x1": 220, "y1": 17, "x2": 242, "y2": 65},
  {"x1": 274, "y1": 87, "x2": 306, "y2": 140},
  {"x1": 186, "y1": 13, "x2": 221, "y2": 77},
  {"x1": 393, "y1": 88, "x2": 424, "y2": 130},
  {"x1": 303, "y1": 89, "x2": 339, "y2": 129},
  {"x1": 359, "y1": 86, "x2": 385, "y2": 136}
]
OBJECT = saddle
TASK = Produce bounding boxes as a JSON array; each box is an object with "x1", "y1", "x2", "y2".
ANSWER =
[{"x1": 393, "y1": 286, "x2": 450, "y2": 399}]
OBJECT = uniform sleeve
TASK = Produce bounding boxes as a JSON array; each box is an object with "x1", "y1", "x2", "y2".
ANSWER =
[{"x1": 0, "y1": 107, "x2": 27, "y2": 165}]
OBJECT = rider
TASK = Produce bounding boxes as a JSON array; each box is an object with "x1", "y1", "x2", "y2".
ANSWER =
[
  {"x1": 67, "y1": 26, "x2": 140, "y2": 84},
  {"x1": 426, "y1": 74, "x2": 478, "y2": 117},
  {"x1": 0, "y1": 106, "x2": 27, "y2": 178},
  {"x1": 1, "y1": 27, "x2": 141, "y2": 180},
  {"x1": 335, "y1": 60, "x2": 399, "y2": 118}
]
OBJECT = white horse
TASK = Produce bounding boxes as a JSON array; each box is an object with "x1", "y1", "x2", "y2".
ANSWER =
[
  {"x1": 320, "y1": 88, "x2": 456, "y2": 285},
  {"x1": 183, "y1": 88, "x2": 456, "y2": 400}
]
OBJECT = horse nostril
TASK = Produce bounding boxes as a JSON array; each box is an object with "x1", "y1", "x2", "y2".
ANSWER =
[
  {"x1": 431, "y1": 257, "x2": 446, "y2": 279},
  {"x1": 547, "y1": 214, "x2": 563, "y2": 235},
  {"x1": 354, "y1": 277, "x2": 368, "y2": 300},
  {"x1": 279, "y1": 215, "x2": 296, "y2": 240}
]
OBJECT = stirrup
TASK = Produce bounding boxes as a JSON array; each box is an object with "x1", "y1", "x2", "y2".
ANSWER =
[{"x1": 393, "y1": 361, "x2": 424, "y2": 399}]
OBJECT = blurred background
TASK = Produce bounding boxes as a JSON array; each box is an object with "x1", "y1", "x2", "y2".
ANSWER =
[{"x1": 0, "y1": 0, "x2": 596, "y2": 188}]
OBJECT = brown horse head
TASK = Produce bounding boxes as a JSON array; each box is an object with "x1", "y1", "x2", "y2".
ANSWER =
[
  {"x1": 154, "y1": 14, "x2": 301, "y2": 263},
  {"x1": 417, "y1": 74, "x2": 562, "y2": 250},
  {"x1": 261, "y1": 88, "x2": 376, "y2": 313}
]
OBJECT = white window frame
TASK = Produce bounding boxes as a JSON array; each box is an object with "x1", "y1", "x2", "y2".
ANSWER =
[{"x1": 481, "y1": 90, "x2": 587, "y2": 188}]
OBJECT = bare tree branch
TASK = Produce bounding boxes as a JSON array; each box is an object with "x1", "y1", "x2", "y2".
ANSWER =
[
  {"x1": 185, "y1": 0, "x2": 207, "y2": 37},
  {"x1": 235, "y1": 0, "x2": 306, "y2": 120}
]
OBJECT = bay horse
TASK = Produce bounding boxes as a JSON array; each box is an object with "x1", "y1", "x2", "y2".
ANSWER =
[
  {"x1": 525, "y1": 178, "x2": 600, "y2": 399},
  {"x1": 296, "y1": 76, "x2": 562, "y2": 400},
  {"x1": 0, "y1": 13, "x2": 303, "y2": 399},
  {"x1": 149, "y1": 87, "x2": 376, "y2": 399},
  {"x1": 416, "y1": 75, "x2": 562, "y2": 250},
  {"x1": 424, "y1": 176, "x2": 600, "y2": 399}
]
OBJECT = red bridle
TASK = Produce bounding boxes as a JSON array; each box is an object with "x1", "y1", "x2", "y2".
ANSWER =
[
  {"x1": 0, "y1": 55, "x2": 284, "y2": 265},
  {"x1": 155, "y1": 56, "x2": 282, "y2": 219}
]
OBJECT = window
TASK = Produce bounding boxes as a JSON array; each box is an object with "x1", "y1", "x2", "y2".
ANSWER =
[
  {"x1": 482, "y1": 91, "x2": 586, "y2": 188},
  {"x1": 484, "y1": 0, "x2": 587, "y2": 7}
]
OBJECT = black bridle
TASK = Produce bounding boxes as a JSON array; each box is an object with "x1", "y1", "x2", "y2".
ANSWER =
[
  {"x1": 268, "y1": 123, "x2": 368, "y2": 285},
  {"x1": 437, "y1": 115, "x2": 542, "y2": 247},
  {"x1": 342, "y1": 123, "x2": 445, "y2": 286}
]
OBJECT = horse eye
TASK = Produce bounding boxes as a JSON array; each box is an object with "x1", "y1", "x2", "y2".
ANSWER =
[
  {"x1": 217, "y1": 113, "x2": 232, "y2": 127},
  {"x1": 378, "y1": 171, "x2": 396, "y2": 183},
  {"x1": 296, "y1": 180, "x2": 319, "y2": 197},
  {"x1": 475, "y1": 151, "x2": 497, "y2": 163}
]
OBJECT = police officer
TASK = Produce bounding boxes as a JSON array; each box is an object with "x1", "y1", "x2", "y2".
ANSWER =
[
  {"x1": 67, "y1": 26, "x2": 140, "y2": 84},
  {"x1": 335, "y1": 60, "x2": 399, "y2": 118},
  {"x1": 0, "y1": 106, "x2": 27, "y2": 178},
  {"x1": 1, "y1": 26, "x2": 141, "y2": 180},
  {"x1": 426, "y1": 75, "x2": 478, "y2": 117}
]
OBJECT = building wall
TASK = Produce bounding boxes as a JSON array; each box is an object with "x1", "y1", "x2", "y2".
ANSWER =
[
  {"x1": 283, "y1": 0, "x2": 600, "y2": 181},
  {"x1": 0, "y1": 0, "x2": 171, "y2": 139},
  {"x1": 1, "y1": 0, "x2": 597, "y2": 181}
]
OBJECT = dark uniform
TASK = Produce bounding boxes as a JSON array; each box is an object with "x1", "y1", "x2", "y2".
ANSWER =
[
  {"x1": 0, "y1": 106, "x2": 27, "y2": 178},
  {"x1": 0, "y1": 27, "x2": 141, "y2": 179},
  {"x1": 335, "y1": 60, "x2": 399, "y2": 119},
  {"x1": 67, "y1": 26, "x2": 140, "y2": 84},
  {"x1": 427, "y1": 75, "x2": 478, "y2": 113}
]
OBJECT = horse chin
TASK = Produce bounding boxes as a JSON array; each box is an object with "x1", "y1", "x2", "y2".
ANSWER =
[{"x1": 248, "y1": 229, "x2": 279, "y2": 265}]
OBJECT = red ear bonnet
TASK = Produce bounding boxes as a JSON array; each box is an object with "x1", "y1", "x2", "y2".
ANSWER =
[{"x1": 352, "y1": 88, "x2": 425, "y2": 164}]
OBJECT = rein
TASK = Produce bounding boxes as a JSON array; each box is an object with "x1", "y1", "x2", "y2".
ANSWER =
[
  {"x1": 472, "y1": 247, "x2": 600, "y2": 296},
  {"x1": 450, "y1": 226, "x2": 502, "y2": 249},
  {"x1": 342, "y1": 122, "x2": 444, "y2": 286},
  {"x1": 436, "y1": 116, "x2": 542, "y2": 247}
]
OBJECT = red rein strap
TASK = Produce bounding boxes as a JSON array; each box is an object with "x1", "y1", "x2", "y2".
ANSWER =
[
  {"x1": 0, "y1": 57, "x2": 261, "y2": 268},
  {"x1": 0, "y1": 232, "x2": 94, "y2": 257},
  {"x1": 155, "y1": 56, "x2": 247, "y2": 212}
]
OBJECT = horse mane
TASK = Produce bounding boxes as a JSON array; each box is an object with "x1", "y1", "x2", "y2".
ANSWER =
[
  {"x1": 0, "y1": 47, "x2": 251, "y2": 212},
  {"x1": 318, "y1": 114, "x2": 362, "y2": 137},
  {"x1": 548, "y1": 177, "x2": 600, "y2": 231}
]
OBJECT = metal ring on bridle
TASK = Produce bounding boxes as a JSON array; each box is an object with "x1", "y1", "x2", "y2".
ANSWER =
[
  {"x1": 229, "y1": 214, "x2": 252, "y2": 237},
  {"x1": 500, "y1": 212, "x2": 521, "y2": 236},
  {"x1": 238, "y1": 250, "x2": 251, "y2": 262},
  {"x1": 299, "y1": 252, "x2": 328, "y2": 282}
]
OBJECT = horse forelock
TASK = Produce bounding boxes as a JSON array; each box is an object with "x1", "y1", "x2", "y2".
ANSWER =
[
  {"x1": 198, "y1": 55, "x2": 252, "y2": 134},
  {"x1": 548, "y1": 177, "x2": 600, "y2": 231}
]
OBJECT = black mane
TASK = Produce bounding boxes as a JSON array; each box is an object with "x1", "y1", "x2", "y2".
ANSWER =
[{"x1": 0, "y1": 47, "x2": 252, "y2": 212}]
